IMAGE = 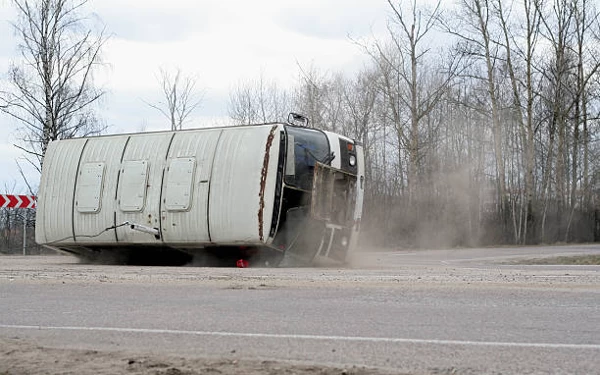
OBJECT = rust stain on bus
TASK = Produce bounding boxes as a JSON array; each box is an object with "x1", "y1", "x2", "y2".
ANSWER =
[{"x1": 258, "y1": 125, "x2": 278, "y2": 242}]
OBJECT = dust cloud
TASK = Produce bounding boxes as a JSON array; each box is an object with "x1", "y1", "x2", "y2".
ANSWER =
[{"x1": 358, "y1": 162, "x2": 502, "y2": 253}]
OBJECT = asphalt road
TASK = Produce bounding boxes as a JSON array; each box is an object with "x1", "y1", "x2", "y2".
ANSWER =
[{"x1": 1, "y1": 244, "x2": 600, "y2": 374}]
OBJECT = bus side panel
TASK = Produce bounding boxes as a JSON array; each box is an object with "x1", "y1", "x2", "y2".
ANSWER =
[
  {"x1": 114, "y1": 133, "x2": 174, "y2": 244},
  {"x1": 209, "y1": 125, "x2": 281, "y2": 244},
  {"x1": 73, "y1": 136, "x2": 129, "y2": 243},
  {"x1": 36, "y1": 138, "x2": 87, "y2": 245},
  {"x1": 160, "y1": 129, "x2": 222, "y2": 244}
]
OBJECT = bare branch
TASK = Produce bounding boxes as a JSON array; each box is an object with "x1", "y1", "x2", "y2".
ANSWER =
[
  {"x1": 0, "y1": 0, "x2": 108, "y2": 171},
  {"x1": 147, "y1": 67, "x2": 204, "y2": 130}
]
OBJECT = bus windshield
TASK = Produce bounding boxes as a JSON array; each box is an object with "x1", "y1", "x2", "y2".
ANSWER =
[{"x1": 284, "y1": 126, "x2": 330, "y2": 190}]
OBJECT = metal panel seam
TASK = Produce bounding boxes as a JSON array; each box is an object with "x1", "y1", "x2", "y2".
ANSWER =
[
  {"x1": 114, "y1": 136, "x2": 131, "y2": 242},
  {"x1": 157, "y1": 132, "x2": 177, "y2": 243},
  {"x1": 206, "y1": 129, "x2": 224, "y2": 243},
  {"x1": 71, "y1": 139, "x2": 89, "y2": 242}
]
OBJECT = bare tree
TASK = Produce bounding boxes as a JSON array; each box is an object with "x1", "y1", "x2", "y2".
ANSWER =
[
  {"x1": 442, "y1": 0, "x2": 516, "y2": 239},
  {"x1": 561, "y1": 0, "x2": 600, "y2": 240},
  {"x1": 227, "y1": 71, "x2": 289, "y2": 125},
  {"x1": 341, "y1": 67, "x2": 379, "y2": 158},
  {"x1": 535, "y1": 0, "x2": 578, "y2": 241},
  {"x1": 293, "y1": 63, "x2": 329, "y2": 129},
  {"x1": 373, "y1": 1, "x2": 461, "y2": 200},
  {"x1": 577, "y1": 0, "x2": 600, "y2": 215},
  {"x1": 148, "y1": 67, "x2": 204, "y2": 131},
  {"x1": 493, "y1": 0, "x2": 544, "y2": 243},
  {"x1": 0, "y1": 0, "x2": 107, "y2": 172}
]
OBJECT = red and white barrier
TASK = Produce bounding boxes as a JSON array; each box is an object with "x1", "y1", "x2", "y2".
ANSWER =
[{"x1": 0, "y1": 194, "x2": 36, "y2": 209}]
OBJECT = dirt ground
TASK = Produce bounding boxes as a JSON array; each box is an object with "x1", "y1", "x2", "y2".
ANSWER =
[{"x1": 0, "y1": 337, "x2": 402, "y2": 375}]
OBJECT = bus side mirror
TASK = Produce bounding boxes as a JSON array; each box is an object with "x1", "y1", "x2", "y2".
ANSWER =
[{"x1": 288, "y1": 112, "x2": 309, "y2": 127}]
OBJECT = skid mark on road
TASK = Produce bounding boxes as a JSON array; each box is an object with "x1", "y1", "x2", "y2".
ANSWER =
[{"x1": 1, "y1": 324, "x2": 599, "y2": 350}]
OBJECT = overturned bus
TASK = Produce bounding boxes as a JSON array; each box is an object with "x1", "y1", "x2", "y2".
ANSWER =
[{"x1": 35, "y1": 118, "x2": 364, "y2": 266}]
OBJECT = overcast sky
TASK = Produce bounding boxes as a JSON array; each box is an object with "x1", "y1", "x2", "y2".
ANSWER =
[{"x1": 0, "y1": 0, "x2": 393, "y2": 192}]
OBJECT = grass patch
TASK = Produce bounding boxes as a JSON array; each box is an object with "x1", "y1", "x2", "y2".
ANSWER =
[{"x1": 514, "y1": 255, "x2": 600, "y2": 265}]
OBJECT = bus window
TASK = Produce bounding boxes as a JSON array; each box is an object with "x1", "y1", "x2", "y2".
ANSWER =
[{"x1": 284, "y1": 126, "x2": 330, "y2": 191}]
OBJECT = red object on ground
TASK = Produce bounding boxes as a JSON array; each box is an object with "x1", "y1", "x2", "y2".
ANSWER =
[
  {"x1": 0, "y1": 195, "x2": 36, "y2": 209},
  {"x1": 236, "y1": 259, "x2": 249, "y2": 268}
]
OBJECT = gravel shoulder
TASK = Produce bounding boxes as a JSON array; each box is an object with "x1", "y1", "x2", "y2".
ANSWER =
[{"x1": 1, "y1": 252, "x2": 599, "y2": 289}]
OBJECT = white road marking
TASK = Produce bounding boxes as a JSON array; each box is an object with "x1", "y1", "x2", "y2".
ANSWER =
[{"x1": 1, "y1": 324, "x2": 599, "y2": 350}]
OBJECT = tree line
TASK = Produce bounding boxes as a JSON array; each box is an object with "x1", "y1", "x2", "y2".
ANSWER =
[
  {"x1": 1, "y1": 0, "x2": 599, "y2": 253},
  {"x1": 228, "y1": 0, "x2": 600, "y2": 247}
]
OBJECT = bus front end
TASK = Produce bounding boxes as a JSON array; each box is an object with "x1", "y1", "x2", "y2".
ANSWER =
[{"x1": 272, "y1": 125, "x2": 364, "y2": 266}]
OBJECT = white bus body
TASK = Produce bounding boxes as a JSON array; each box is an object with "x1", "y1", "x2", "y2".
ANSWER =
[{"x1": 35, "y1": 122, "x2": 364, "y2": 266}]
